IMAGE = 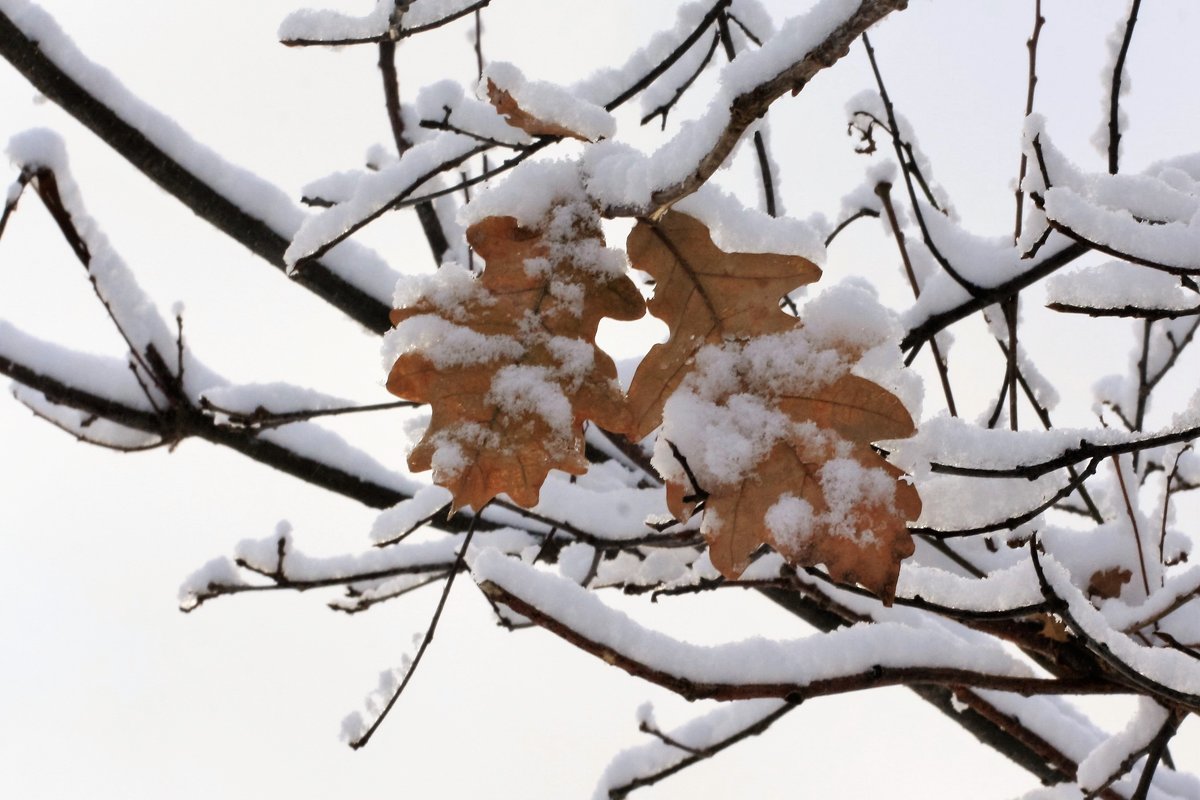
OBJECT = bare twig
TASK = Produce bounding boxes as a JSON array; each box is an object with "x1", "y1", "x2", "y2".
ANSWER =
[
  {"x1": 198, "y1": 396, "x2": 418, "y2": 430},
  {"x1": 1047, "y1": 302, "x2": 1200, "y2": 321},
  {"x1": 640, "y1": 32, "x2": 721, "y2": 129},
  {"x1": 1107, "y1": 0, "x2": 1142, "y2": 175},
  {"x1": 378, "y1": 39, "x2": 450, "y2": 263},
  {"x1": 823, "y1": 207, "x2": 880, "y2": 246},
  {"x1": 716, "y1": 13, "x2": 777, "y2": 217},
  {"x1": 912, "y1": 457, "x2": 1102, "y2": 538},
  {"x1": 1013, "y1": 0, "x2": 1044, "y2": 243},
  {"x1": 350, "y1": 509, "x2": 483, "y2": 749},
  {"x1": 860, "y1": 33, "x2": 980, "y2": 296},
  {"x1": 876, "y1": 181, "x2": 956, "y2": 415},
  {"x1": 1113, "y1": 455, "x2": 1153, "y2": 597}
]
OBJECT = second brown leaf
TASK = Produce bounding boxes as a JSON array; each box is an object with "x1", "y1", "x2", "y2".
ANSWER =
[{"x1": 626, "y1": 211, "x2": 920, "y2": 602}]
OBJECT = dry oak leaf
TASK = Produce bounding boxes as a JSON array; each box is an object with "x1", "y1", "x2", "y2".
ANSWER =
[
  {"x1": 387, "y1": 208, "x2": 644, "y2": 512},
  {"x1": 1087, "y1": 566, "x2": 1132, "y2": 600},
  {"x1": 1036, "y1": 613, "x2": 1072, "y2": 643},
  {"x1": 625, "y1": 211, "x2": 823, "y2": 440},
  {"x1": 486, "y1": 79, "x2": 593, "y2": 142},
  {"x1": 628, "y1": 211, "x2": 919, "y2": 602},
  {"x1": 667, "y1": 376, "x2": 920, "y2": 603}
]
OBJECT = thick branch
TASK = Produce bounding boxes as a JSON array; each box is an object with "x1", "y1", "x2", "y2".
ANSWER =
[
  {"x1": 624, "y1": 0, "x2": 908, "y2": 215},
  {"x1": 479, "y1": 578, "x2": 1117, "y2": 703},
  {"x1": 762, "y1": 589, "x2": 1113, "y2": 790},
  {"x1": 0, "y1": 349, "x2": 428, "y2": 513},
  {"x1": 0, "y1": 10, "x2": 394, "y2": 333}
]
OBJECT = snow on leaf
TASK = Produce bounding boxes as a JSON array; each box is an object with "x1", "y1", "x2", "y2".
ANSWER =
[
  {"x1": 625, "y1": 210, "x2": 822, "y2": 440},
  {"x1": 483, "y1": 62, "x2": 616, "y2": 143},
  {"x1": 627, "y1": 211, "x2": 919, "y2": 602},
  {"x1": 692, "y1": 377, "x2": 920, "y2": 602},
  {"x1": 385, "y1": 202, "x2": 644, "y2": 512}
]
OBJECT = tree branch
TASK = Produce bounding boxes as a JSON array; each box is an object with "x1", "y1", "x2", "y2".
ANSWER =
[
  {"x1": 479, "y1": 576, "x2": 1119, "y2": 703},
  {"x1": 626, "y1": 0, "x2": 908, "y2": 216},
  {"x1": 0, "y1": 9, "x2": 395, "y2": 333},
  {"x1": 1107, "y1": 0, "x2": 1142, "y2": 175},
  {"x1": 900, "y1": 239, "x2": 1089, "y2": 355}
]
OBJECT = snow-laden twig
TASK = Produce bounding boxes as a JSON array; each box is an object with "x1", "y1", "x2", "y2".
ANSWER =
[
  {"x1": 596, "y1": 699, "x2": 794, "y2": 799},
  {"x1": 475, "y1": 550, "x2": 1118, "y2": 702},
  {"x1": 0, "y1": 1, "x2": 398, "y2": 330}
]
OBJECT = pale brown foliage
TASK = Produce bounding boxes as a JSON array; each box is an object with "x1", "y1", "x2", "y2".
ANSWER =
[
  {"x1": 626, "y1": 211, "x2": 919, "y2": 601},
  {"x1": 691, "y1": 379, "x2": 919, "y2": 601},
  {"x1": 387, "y1": 211, "x2": 643, "y2": 512},
  {"x1": 485, "y1": 79, "x2": 594, "y2": 141},
  {"x1": 389, "y1": 208, "x2": 919, "y2": 599},
  {"x1": 624, "y1": 211, "x2": 823, "y2": 440},
  {"x1": 1088, "y1": 566, "x2": 1133, "y2": 600}
]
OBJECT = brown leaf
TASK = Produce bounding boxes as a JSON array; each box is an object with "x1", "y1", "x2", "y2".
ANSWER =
[
  {"x1": 387, "y1": 207, "x2": 644, "y2": 512},
  {"x1": 486, "y1": 79, "x2": 593, "y2": 141},
  {"x1": 1037, "y1": 613, "x2": 1072, "y2": 643},
  {"x1": 694, "y1": 404, "x2": 918, "y2": 604},
  {"x1": 1087, "y1": 567, "x2": 1132, "y2": 600},
  {"x1": 777, "y1": 374, "x2": 916, "y2": 444},
  {"x1": 628, "y1": 211, "x2": 919, "y2": 602},
  {"x1": 625, "y1": 211, "x2": 822, "y2": 440}
]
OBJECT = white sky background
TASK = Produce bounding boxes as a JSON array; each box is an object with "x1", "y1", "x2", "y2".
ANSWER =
[{"x1": 1, "y1": 0, "x2": 1199, "y2": 797}]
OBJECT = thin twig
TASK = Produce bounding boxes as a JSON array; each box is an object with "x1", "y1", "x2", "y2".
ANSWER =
[
  {"x1": 1013, "y1": 0, "x2": 1044, "y2": 243},
  {"x1": 280, "y1": 0, "x2": 492, "y2": 46},
  {"x1": 0, "y1": 171, "x2": 32, "y2": 240},
  {"x1": 473, "y1": 7, "x2": 484, "y2": 78},
  {"x1": 876, "y1": 181, "x2": 957, "y2": 415},
  {"x1": 608, "y1": 703, "x2": 796, "y2": 798},
  {"x1": 823, "y1": 207, "x2": 880, "y2": 247},
  {"x1": 995, "y1": 338, "x2": 1104, "y2": 523},
  {"x1": 640, "y1": 32, "x2": 721, "y2": 129},
  {"x1": 350, "y1": 509, "x2": 484, "y2": 749},
  {"x1": 199, "y1": 397, "x2": 419, "y2": 430},
  {"x1": 912, "y1": 457, "x2": 1101, "y2": 538},
  {"x1": 1004, "y1": 299, "x2": 1020, "y2": 430},
  {"x1": 603, "y1": 0, "x2": 732, "y2": 112},
  {"x1": 1112, "y1": 455, "x2": 1153, "y2": 597},
  {"x1": 1158, "y1": 448, "x2": 1186, "y2": 575},
  {"x1": 1107, "y1": 0, "x2": 1142, "y2": 175},
  {"x1": 861, "y1": 33, "x2": 981, "y2": 296},
  {"x1": 716, "y1": 13, "x2": 776, "y2": 217},
  {"x1": 378, "y1": 39, "x2": 450, "y2": 263},
  {"x1": 1047, "y1": 302, "x2": 1200, "y2": 321}
]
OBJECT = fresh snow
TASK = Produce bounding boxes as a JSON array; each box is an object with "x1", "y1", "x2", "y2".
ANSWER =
[
  {"x1": 473, "y1": 549, "x2": 1039, "y2": 687},
  {"x1": 481, "y1": 62, "x2": 616, "y2": 142}
]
